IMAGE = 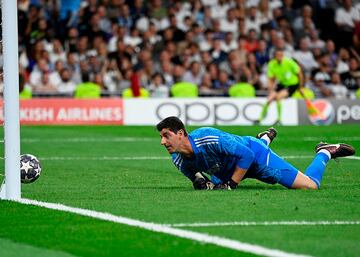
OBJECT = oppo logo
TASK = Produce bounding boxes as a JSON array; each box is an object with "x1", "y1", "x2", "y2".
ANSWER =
[{"x1": 155, "y1": 102, "x2": 263, "y2": 124}]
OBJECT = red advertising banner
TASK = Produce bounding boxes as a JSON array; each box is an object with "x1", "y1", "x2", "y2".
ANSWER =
[{"x1": 0, "y1": 98, "x2": 124, "y2": 125}]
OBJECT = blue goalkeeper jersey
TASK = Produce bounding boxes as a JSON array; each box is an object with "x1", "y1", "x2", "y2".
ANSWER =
[{"x1": 171, "y1": 127, "x2": 274, "y2": 183}]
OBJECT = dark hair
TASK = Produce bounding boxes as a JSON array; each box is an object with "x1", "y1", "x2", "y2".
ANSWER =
[{"x1": 156, "y1": 116, "x2": 188, "y2": 136}]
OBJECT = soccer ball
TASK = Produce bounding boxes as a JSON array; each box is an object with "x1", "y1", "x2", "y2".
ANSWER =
[{"x1": 20, "y1": 154, "x2": 41, "y2": 184}]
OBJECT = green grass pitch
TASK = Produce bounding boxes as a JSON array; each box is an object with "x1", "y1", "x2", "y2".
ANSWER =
[{"x1": 0, "y1": 125, "x2": 359, "y2": 257}]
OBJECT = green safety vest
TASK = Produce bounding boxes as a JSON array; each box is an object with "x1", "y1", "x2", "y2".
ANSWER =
[{"x1": 267, "y1": 57, "x2": 300, "y2": 86}]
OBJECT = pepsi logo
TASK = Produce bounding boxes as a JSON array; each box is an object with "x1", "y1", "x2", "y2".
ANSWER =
[{"x1": 308, "y1": 99, "x2": 335, "y2": 125}]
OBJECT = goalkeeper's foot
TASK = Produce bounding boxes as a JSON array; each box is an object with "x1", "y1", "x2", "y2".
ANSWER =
[
  {"x1": 315, "y1": 142, "x2": 355, "y2": 159},
  {"x1": 256, "y1": 127, "x2": 277, "y2": 144}
]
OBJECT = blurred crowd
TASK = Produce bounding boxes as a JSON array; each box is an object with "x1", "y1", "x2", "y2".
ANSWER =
[{"x1": 4, "y1": 0, "x2": 360, "y2": 98}]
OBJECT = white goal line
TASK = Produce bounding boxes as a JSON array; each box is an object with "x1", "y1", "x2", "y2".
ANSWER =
[
  {"x1": 14, "y1": 198, "x2": 311, "y2": 257},
  {"x1": 167, "y1": 220, "x2": 360, "y2": 228}
]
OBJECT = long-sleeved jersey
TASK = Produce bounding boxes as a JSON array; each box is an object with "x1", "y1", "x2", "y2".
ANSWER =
[{"x1": 171, "y1": 127, "x2": 280, "y2": 184}]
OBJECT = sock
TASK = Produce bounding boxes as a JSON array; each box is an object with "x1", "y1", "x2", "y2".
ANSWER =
[
  {"x1": 260, "y1": 135, "x2": 271, "y2": 146},
  {"x1": 304, "y1": 152, "x2": 330, "y2": 188},
  {"x1": 276, "y1": 101, "x2": 282, "y2": 122},
  {"x1": 260, "y1": 103, "x2": 269, "y2": 121}
]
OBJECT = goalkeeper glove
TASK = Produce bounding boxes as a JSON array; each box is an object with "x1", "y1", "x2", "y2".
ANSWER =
[
  {"x1": 193, "y1": 172, "x2": 215, "y2": 190},
  {"x1": 213, "y1": 179, "x2": 238, "y2": 190}
]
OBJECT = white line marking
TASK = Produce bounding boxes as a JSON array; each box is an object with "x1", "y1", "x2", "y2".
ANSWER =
[
  {"x1": 302, "y1": 137, "x2": 360, "y2": 141},
  {"x1": 168, "y1": 221, "x2": 360, "y2": 228},
  {"x1": 345, "y1": 156, "x2": 360, "y2": 160},
  {"x1": 15, "y1": 198, "x2": 311, "y2": 257},
  {"x1": 22, "y1": 137, "x2": 157, "y2": 143}
]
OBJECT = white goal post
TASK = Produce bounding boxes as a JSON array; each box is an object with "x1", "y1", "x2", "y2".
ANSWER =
[{"x1": 0, "y1": 0, "x2": 21, "y2": 200}]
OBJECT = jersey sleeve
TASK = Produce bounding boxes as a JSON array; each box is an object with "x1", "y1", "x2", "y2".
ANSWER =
[
  {"x1": 267, "y1": 61, "x2": 275, "y2": 79},
  {"x1": 179, "y1": 164, "x2": 197, "y2": 182},
  {"x1": 172, "y1": 154, "x2": 197, "y2": 182},
  {"x1": 218, "y1": 135, "x2": 255, "y2": 170}
]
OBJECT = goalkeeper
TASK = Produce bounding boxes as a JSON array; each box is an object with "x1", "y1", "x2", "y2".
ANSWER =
[
  {"x1": 156, "y1": 116, "x2": 355, "y2": 190},
  {"x1": 257, "y1": 48, "x2": 303, "y2": 125}
]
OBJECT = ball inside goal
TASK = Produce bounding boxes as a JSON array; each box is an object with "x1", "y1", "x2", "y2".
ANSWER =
[{"x1": 20, "y1": 154, "x2": 41, "y2": 184}]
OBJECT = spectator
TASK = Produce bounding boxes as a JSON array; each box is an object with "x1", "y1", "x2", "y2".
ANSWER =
[
  {"x1": 341, "y1": 57, "x2": 360, "y2": 91},
  {"x1": 64, "y1": 27, "x2": 79, "y2": 53},
  {"x1": 118, "y1": 4, "x2": 134, "y2": 30},
  {"x1": 219, "y1": 8, "x2": 239, "y2": 37},
  {"x1": 281, "y1": 0, "x2": 297, "y2": 24},
  {"x1": 257, "y1": 0, "x2": 273, "y2": 26},
  {"x1": 149, "y1": 72, "x2": 169, "y2": 98},
  {"x1": 255, "y1": 41, "x2": 270, "y2": 69},
  {"x1": 49, "y1": 59, "x2": 65, "y2": 87},
  {"x1": 211, "y1": 19, "x2": 226, "y2": 40},
  {"x1": 328, "y1": 72, "x2": 349, "y2": 99},
  {"x1": 325, "y1": 39, "x2": 338, "y2": 69},
  {"x1": 244, "y1": 29, "x2": 259, "y2": 53},
  {"x1": 293, "y1": 37, "x2": 318, "y2": 76},
  {"x1": 246, "y1": 52, "x2": 261, "y2": 89},
  {"x1": 29, "y1": 58, "x2": 50, "y2": 87},
  {"x1": 102, "y1": 59, "x2": 123, "y2": 93},
  {"x1": 213, "y1": 70, "x2": 233, "y2": 95},
  {"x1": 293, "y1": 5, "x2": 314, "y2": 32},
  {"x1": 199, "y1": 72, "x2": 216, "y2": 95},
  {"x1": 245, "y1": 6, "x2": 262, "y2": 34},
  {"x1": 335, "y1": 0, "x2": 360, "y2": 48},
  {"x1": 199, "y1": 29, "x2": 214, "y2": 52},
  {"x1": 209, "y1": 38, "x2": 228, "y2": 64},
  {"x1": 220, "y1": 32, "x2": 238, "y2": 53},
  {"x1": 183, "y1": 61, "x2": 203, "y2": 86},
  {"x1": 57, "y1": 67, "x2": 77, "y2": 94},
  {"x1": 210, "y1": 0, "x2": 230, "y2": 19},
  {"x1": 336, "y1": 48, "x2": 351, "y2": 74},
  {"x1": 49, "y1": 38, "x2": 67, "y2": 63},
  {"x1": 309, "y1": 72, "x2": 333, "y2": 98},
  {"x1": 308, "y1": 29, "x2": 325, "y2": 50},
  {"x1": 97, "y1": 5, "x2": 112, "y2": 34},
  {"x1": 33, "y1": 72, "x2": 57, "y2": 93}
]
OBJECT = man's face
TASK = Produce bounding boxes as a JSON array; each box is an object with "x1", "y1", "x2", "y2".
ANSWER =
[
  {"x1": 159, "y1": 128, "x2": 182, "y2": 154},
  {"x1": 275, "y1": 50, "x2": 284, "y2": 62}
]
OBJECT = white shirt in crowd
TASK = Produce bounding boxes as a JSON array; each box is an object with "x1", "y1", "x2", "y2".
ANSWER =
[{"x1": 335, "y1": 5, "x2": 360, "y2": 28}]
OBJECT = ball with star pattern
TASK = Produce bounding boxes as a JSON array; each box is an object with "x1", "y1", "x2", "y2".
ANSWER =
[{"x1": 20, "y1": 154, "x2": 41, "y2": 184}]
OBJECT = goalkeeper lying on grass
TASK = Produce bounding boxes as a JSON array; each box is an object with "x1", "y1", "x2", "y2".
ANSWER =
[{"x1": 156, "y1": 116, "x2": 355, "y2": 190}]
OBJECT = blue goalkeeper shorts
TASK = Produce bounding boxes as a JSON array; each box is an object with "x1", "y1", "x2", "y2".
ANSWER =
[
  {"x1": 212, "y1": 141, "x2": 299, "y2": 188},
  {"x1": 263, "y1": 150, "x2": 299, "y2": 188}
]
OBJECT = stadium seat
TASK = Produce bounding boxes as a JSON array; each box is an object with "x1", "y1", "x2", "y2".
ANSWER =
[
  {"x1": 171, "y1": 82, "x2": 198, "y2": 97},
  {"x1": 228, "y1": 82, "x2": 255, "y2": 98},
  {"x1": 122, "y1": 88, "x2": 150, "y2": 98},
  {"x1": 74, "y1": 82, "x2": 101, "y2": 99},
  {"x1": 292, "y1": 88, "x2": 315, "y2": 99}
]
